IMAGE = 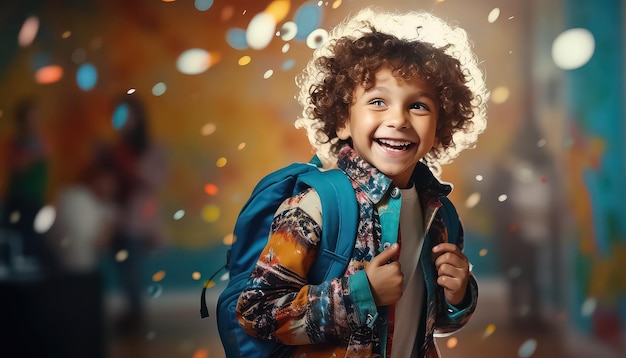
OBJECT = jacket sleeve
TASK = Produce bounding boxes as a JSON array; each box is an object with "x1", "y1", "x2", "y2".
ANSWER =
[
  {"x1": 434, "y1": 218, "x2": 479, "y2": 336},
  {"x1": 236, "y1": 189, "x2": 375, "y2": 345}
]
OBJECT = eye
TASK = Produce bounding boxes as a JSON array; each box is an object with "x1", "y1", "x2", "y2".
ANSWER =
[
  {"x1": 410, "y1": 102, "x2": 430, "y2": 111},
  {"x1": 369, "y1": 99, "x2": 386, "y2": 107}
]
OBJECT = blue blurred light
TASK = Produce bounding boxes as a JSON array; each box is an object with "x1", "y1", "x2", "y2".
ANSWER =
[
  {"x1": 226, "y1": 28, "x2": 248, "y2": 50},
  {"x1": 76, "y1": 63, "x2": 97, "y2": 91},
  {"x1": 195, "y1": 0, "x2": 214, "y2": 11},
  {"x1": 293, "y1": 2, "x2": 322, "y2": 41},
  {"x1": 112, "y1": 103, "x2": 129, "y2": 130}
]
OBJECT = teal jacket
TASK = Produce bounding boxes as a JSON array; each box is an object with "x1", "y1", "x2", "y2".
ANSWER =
[{"x1": 237, "y1": 145, "x2": 478, "y2": 357}]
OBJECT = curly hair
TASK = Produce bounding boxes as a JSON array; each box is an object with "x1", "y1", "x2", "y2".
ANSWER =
[{"x1": 295, "y1": 8, "x2": 489, "y2": 175}]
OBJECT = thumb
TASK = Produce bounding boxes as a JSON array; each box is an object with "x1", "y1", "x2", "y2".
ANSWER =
[{"x1": 370, "y1": 243, "x2": 399, "y2": 267}]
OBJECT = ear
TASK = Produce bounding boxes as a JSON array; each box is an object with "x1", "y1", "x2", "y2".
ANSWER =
[{"x1": 336, "y1": 118, "x2": 351, "y2": 140}]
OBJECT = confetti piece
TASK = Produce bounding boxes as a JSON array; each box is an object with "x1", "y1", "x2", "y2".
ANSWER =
[
  {"x1": 220, "y1": 272, "x2": 230, "y2": 281},
  {"x1": 61, "y1": 31, "x2": 71, "y2": 39},
  {"x1": 263, "y1": 69, "x2": 274, "y2": 79},
  {"x1": 479, "y1": 249, "x2": 488, "y2": 257},
  {"x1": 226, "y1": 28, "x2": 248, "y2": 50},
  {"x1": 281, "y1": 43, "x2": 290, "y2": 53},
  {"x1": 237, "y1": 142, "x2": 246, "y2": 150},
  {"x1": 238, "y1": 55, "x2": 252, "y2": 66},
  {"x1": 116, "y1": 249, "x2": 129, "y2": 262},
  {"x1": 18, "y1": 16, "x2": 39, "y2": 47},
  {"x1": 204, "y1": 280, "x2": 216, "y2": 289},
  {"x1": 475, "y1": 174, "x2": 484, "y2": 181},
  {"x1": 537, "y1": 139, "x2": 547, "y2": 148},
  {"x1": 265, "y1": 0, "x2": 290, "y2": 22},
  {"x1": 173, "y1": 209, "x2": 185, "y2": 220},
  {"x1": 498, "y1": 194, "x2": 508, "y2": 202},
  {"x1": 201, "y1": 123, "x2": 217, "y2": 136},
  {"x1": 127, "y1": 88, "x2": 136, "y2": 95},
  {"x1": 332, "y1": 0, "x2": 342, "y2": 9},
  {"x1": 216, "y1": 157, "x2": 227, "y2": 167},
  {"x1": 465, "y1": 192, "x2": 481, "y2": 208},
  {"x1": 282, "y1": 59, "x2": 295, "y2": 71},
  {"x1": 148, "y1": 284, "x2": 163, "y2": 298},
  {"x1": 446, "y1": 337, "x2": 458, "y2": 349},
  {"x1": 152, "y1": 270, "x2": 166, "y2": 282},
  {"x1": 152, "y1": 82, "x2": 167, "y2": 96},
  {"x1": 488, "y1": 8, "x2": 500, "y2": 23},
  {"x1": 192, "y1": 271, "x2": 202, "y2": 280},
  {"x1": 518, "y1": 339, "x2": 537, "y2": 357},
  {"x1": 581, "y1": 297, "x2": 597, "y2": 317},
  {"x1": 34, "y1": 205, "x2": 56, "y2": 234},
  {"x1": 483, "y1": 323, "x2": 496, "y2": 337}
]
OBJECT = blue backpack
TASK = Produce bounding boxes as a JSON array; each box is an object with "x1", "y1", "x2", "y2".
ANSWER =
[
  {"x1": 201, "y1": 156, "x2": 359, "y2": 357},
  {"x1": 200, "y1": 157, "x2": 461, "y2": 357}
]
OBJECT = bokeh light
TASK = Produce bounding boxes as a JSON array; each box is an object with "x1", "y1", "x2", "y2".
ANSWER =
[
  {"x1": 487, "y1": 8, "x2": 500, "y2": 23},
  {"x1": 279, "y1": 21, "x2": 298, "y2": 41},
  {"x1": 112, "y1": 103, "x2": 129, "y2": 129},
  {"x1": 518, "y1": 339, "x2": 538, "y2": 358},
  {"x1": 223, "y1": 233, "x2": 236, "y2": 245},
  {"x1": 552, "y1": 28, "x2": 595, "y2": 70},
  {"x1": 265, "y1": 0, "x2": 290, "y2": 22},
  {"x1": 246, "y1": 12, "x2": 276, "y2": 50},
  {"x1": 173, "y1": 209, "x2": 185, "y2": 220},
  {"x1": 446, "y1": 337, "x2": 459, "y2": 349},
  {"x1": 465, "y1": 192, "x2": 481, "y2": 208},
  {"x1": 202, "y1": 205, "x2": 221, "y2": 222},
  {"x1": 238, "y1": 55, "x2": 252, "y2": 66},
  {"x1": 306, "y1": 28, "x2": 328, "y2": 49},
  {"x1": 204, "y1": 183, "x2": 218, "y2": 195},
  {"x1": 194, "y1": 0, "x2": 214, "y2": 11},
  {"x1": 176, "y1": 48, "x2": 216, "y2": 75},
  {"x1": 152, "y1": 270, "x2": 166, "y2": 282},
  {"x1": 201, "y1": 123, "x2": 217, "y2": 136},
  {"x1": 76, "y1": 63, "x2": 98, "y2": 91},
  {"x1": 115, "y1": 249, "x2": 129, "y2": 262},
  {"x1": 18, "y1": 16, "x2": 39, "y2": 47},
  {"x1": 293, "y1": 2, "x2": 323, "y2": 41},
  {"x1": 152, "y1": 82, "x2": 167, "y2": 96},
  {"x1": 216, "y1": 157, "x2": 227, "y2": 167},
  {"x1": 33, "y1": 205, "x2": 56, "y2": 234},
  {"x1": 226, "y1": 28, "x2": 247, "y2": 50},
  {"x1": 35, "y1": 65, "x2": 63, "y2": 84}
]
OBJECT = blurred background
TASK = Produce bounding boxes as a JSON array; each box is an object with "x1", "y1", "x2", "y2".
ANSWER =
[{"x1": 0, "y1": 0, "x2": 624, "y2": 357}]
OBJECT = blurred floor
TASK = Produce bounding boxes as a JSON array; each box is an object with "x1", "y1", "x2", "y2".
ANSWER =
[{"x1": 107, "y1": 279, "x2": 624, "y2": 358}]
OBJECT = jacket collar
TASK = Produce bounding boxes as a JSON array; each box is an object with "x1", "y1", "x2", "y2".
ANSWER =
[{"x1": 336, "y1": 145, "x2": 452, "y2": 204}]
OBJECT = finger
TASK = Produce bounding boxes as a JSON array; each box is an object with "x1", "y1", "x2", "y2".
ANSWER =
[
  {"x1": 434, "y1": 253, "x2": 468, "y2": 271},
  {"x1": 370, "y1": 243, "x2": 400, "y2": 267},
  {"x1": 436, "y1": 262, "x2": 469, "y2": 280},
  {"x1": 432, "y1": 243, "x2": 462, "y2": 255}
]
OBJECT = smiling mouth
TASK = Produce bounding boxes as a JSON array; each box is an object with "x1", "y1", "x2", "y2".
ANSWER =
[{"x1": 376, "y1": 138, "x2": 415, "y2": 151}]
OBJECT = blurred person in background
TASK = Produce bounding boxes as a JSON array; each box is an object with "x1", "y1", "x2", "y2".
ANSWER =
[
  {"x1": 105, "y1": 95, "x2": 167, "y2": 336},
  {"x1": 0, "y1": 97, "x2": 49, "y2": 274}
]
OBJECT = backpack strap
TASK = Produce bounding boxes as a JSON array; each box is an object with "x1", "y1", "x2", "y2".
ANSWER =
[
  {"x1": 438, "y1": 196, "x2": 461, "y2": 244},
  {"x1": 299, "y1": 167, "x2": 358, "y2": 284}
]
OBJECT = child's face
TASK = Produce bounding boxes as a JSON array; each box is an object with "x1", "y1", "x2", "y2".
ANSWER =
[{"x1": 337, "y1": 67, "x2": 438, "y2": 188}]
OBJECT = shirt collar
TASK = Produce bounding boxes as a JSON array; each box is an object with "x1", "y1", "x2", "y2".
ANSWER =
[{"x1": 336, "y1": 145, "x2": 452, "y2": 204}]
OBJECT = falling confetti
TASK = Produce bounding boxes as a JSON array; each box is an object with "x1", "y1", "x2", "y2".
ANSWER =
[
  {"x1": 479, "y1": 249, "x2": 488, "y2": 257},
  {"x1": 263, "y1": 69, "x2": 274, "y2": 79},
  {"x1": 475, "y1": 174, "x2": 484, "y2": 181},
  {"x1": 173, "y1": 209, "x2": 185, "y2": 220},
  {"x1": 152, "y1": 82, "x2": 167, "y2": 96},
  {"x1": 216, "y1": 157, "x2": 227, "y2": 167},
  {"x1": 18, "y1": 16, "x2": 39, "y2": 47},
  {"x1": 192, "y1": 271, "x2": 202, "y2": 280},
  {"x1": 293, "y1": 2, "x2": 323, "y2": 41},
  {"x1": 518, "y1": 339, "x2": 537, "y2": 357},
  {"x1": 498, "y1": 194, "x2": 508, "y2": 202},
  {"x1": 331, "y1": 0, "x2": 342, "y2": 9},
  {"x1": 446, "y1": 337, "x2": 458, "y2": 349},
  {"x1": 177, "y1": 48, "x2": 215, "y2": 75},
  {"x1": 112, "y1": 103, "x2": 129, "y2": 129},
  {"x1": 152, "y1": 270, "x2": 166, "y2": 282},
  {"x1": 194, "y1": 0, "x2": 214, "y2": 12},
  {"x1": 465, "y1": 192, "x2": 481, "y2": 208},
  {"x1": 306, "y1": 28, "x2": 329, "y2": 49},
  {"x1": 116, "y1": 249, "x2": 129, "y2": 262},
  {"x1": 34, "y1": 205, "x2": 56, "y2": 234},
  {"x1": 490, "y1": 86, "x2": 510, "y2": 104},
  {"x1": 237, "y1": 142, "x2": 246, "y2": 150},
  {"x1": 126, "y1": 88, "x2": 136, "y2": 95},
  {"x1": 483, "y1": 323, "x2": 496, "y2": 337},
  {"x1": 281, "y1": 43, "x2": 290, "y2": 53},
  {"x1": 279, "y1": 21, "x2": 298, "y2": 41},
  {"x1": 581, "y1": 297, "x2": 597, "y2": 317},
  {"x1": 487, "y1": 8, "x2": 500, "y2": 23},
  {"x1": 148, "y1": 284, "x2": 163, "y2": 298},
  {"x1": 238, "y1": 55, "x2": 252, "y2": 66},
  {"x1": 201, "y1": 123, "x2": 217, "y2": 136},
  {"x1": 61, "y1": 31, "x2": 71, "y2": 39}
]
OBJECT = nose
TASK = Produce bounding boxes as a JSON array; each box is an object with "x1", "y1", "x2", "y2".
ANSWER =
[{"x1": 385, "y1": 107, "x2": 411, "y2": 129}]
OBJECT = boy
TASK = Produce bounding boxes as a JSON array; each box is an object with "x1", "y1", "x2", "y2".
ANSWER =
[{"x1": 236, "y1": 8, "x2": 488, "y2": 358}]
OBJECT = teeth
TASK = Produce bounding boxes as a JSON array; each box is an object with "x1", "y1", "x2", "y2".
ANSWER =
[{"x1": 378, "y1": 139, "x2": 412, "y2": 147}]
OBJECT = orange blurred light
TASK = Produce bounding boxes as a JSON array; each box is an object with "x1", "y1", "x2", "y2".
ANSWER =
[
  {"x1": 204, "y1": 183, "x2": 218, "y2": 195},
  {"x1": 35, "y1": 65, "x2": 63, "y2": 84},
  {"x1": 265, "y1": 0, "x2": 290, "y2": 22}
]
